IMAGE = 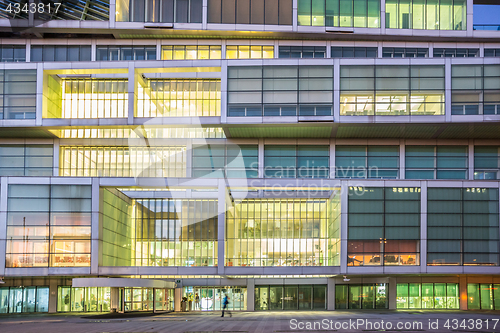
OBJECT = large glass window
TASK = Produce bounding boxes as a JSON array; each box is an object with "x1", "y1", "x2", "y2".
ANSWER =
[
  {"x1": 474, "y1": 146, "x2": 500, "y2": 180},
  {"x1": 467, "y1": 284, "x2": 500, "y2": 310},
  {"x1": 0, "y1": 144, "x2": 53, "y2": 176},
  {"x1": 340, "y1": 65, "x2": 444, "y2": 116},
  {"x1": 0, "y1": 69, "x2": 37, "y2": 119},
  {"x1": 385, "y1": 0, "x2": 465, "y2": 30},
  {"x1": 382, "y1": 47, "x2": 428, "y2": 58},
  {"x1": 228, "y1": 65, "x2": 333, "y2": 117},
  {"x1": 0, "y1": 45, "x2": 26, "y2": 62},
  {"x1": 335, "y1": 146, "x2": 399, "y2": 179},
  {"x1": 226, "y1": 196, "x2": 341, "y2": 267},
  {"x1": 427, "y1": 188, "x2": 499, "y2": 266},
  {"x1": 184, "y1": 286, "x2": 246, "y2": 311},
  {"x1": 348, "y1": 187, "x2": 420, "y2": 266},
  {"x1": 57, "y1": 286, "x2": 111, "y2": 312},
  {"x1": 298, "y1": 0, "x2": 380, "y2": 28},
  {"x1": 137, "y1": 79, "x2": 220, "y2": 117},
  {"x1": 264, "y1": 145, "x2": 329, "y2": 178},
  {"x1": 256, "y1": 285, "x2": 325, "y2": 310},
  {"x1": 5, "y1": 185, "x2": 92, "y2": 268},
  {"x1": 405, "y1": 146, "x2": 468, "y2": 179},
  {"x1": 60, "y1": 146, "x2": 186, "y2": 177},
  {"x1": 31, "y1": 45, "x2": 91, "y2": 62},
  {"x1": 96, "y1": 46, "x2": 157, "y2": 61},
  {"x1": 279, "y1": 46, "x2": 326, "y2": 58},
  {"x1": 192, "y1": 144, "x2": 258, "y2": 178},
  {"x1": 434, "y1": 48, "x2": 479, "y2": 58},
  {"x1": 397, "y1": 283, "x2": 459, "y2": 309},
  {"x1": 226, "y1": 45, "x2": 274, "y2": 59},
  {"x1": 331, "y1": 46, "x2": 378, "y2": 58},
  {"x1": 0, "y1": 287, "x2": 49, "y2": 313},
  {"x1": 162, "y1": 45, "x2": 222, "y2": 60},
  {"x1": 117, "y1": 0, "x2": 202, "y2": 23},
  {"x1": 335, "y1": 284, "x2": 387, "y2": 309},
  {"x1": 208, "y1": 0, "x2": 292, "y2": 25},
  {"x1": 133, "y1": 198, "x2": 218, "y2": 267},
  {"x1": 50, "y1": 79, "x2": 129, "y2": 119},
  {"x1": 452, "y1": 65, "x2": 500, "y2": 115}
]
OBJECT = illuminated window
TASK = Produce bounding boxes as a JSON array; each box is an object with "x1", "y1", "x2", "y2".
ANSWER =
[
  {"x1": 56, "y1": 79, "x2": 128, "y2": 119},
  {"x1": 298, "y1": 0, "x2": 380, "y2": 28},
  {"x1": 0, "y1": 286, "x2": 49, "y2": 313},
  {"x1": 226, "y1": 197, "x2": 341, "y2": 267},
  {"x1": 60, "y1": 146, "x2": 186, "y2": 177},
  {"x1": 137, "y1": 79, "x2": 220, "y2": 117},
  {"x1": 397, "y1": 283, "x2": 459, "y2": 309},
  {"x1": 340, "y1": 65, "x2": 444, "y2": 116},
  {"x1": 467, "y1": 284, "x2": 500, "y2": 310},
  {"x1": 5, "y1": 185, "x2": 92, "y2": 268},
  {"x1": 226, "y1": 45, "x2": 274, "y2": 59},
  {"x1": 348, "y1": 187, "x2": 421, "y2": 266},
  {"x1": 335, "y1": 284, "x2": 388, "y2": 309},
  {"x1": 184, "y1": 286, "x2": 247, "y2": 311},
  {"x1": 427, "y1": 188, "x2": 499, "y2": 266},
  {"x1": 385, "y1": 0, "x2": 466, "y2": 30},
  {"x1": 57, "y1": 286, "x2": 112, "y2": 312},
  {"x1": 132, "y1": 199, "x2": 219, "y2": 267},
  {"x1": 50, "y1": 127, "x2": 225, "y2": 139},
  {"x1": 162, "y1": 45, "x2": 222, "y2": 60}
]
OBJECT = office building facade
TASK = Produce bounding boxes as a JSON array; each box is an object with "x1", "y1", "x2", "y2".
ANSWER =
[{"x1": 0, "y1": 0, "x2": 500, "y2": 313}]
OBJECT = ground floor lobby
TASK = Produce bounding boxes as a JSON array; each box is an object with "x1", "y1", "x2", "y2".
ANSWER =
[{"x1": 2, "y1": 275, "x2": 500, "y2": 314}]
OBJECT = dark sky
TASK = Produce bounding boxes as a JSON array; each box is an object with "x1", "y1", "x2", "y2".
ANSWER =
[{"x1": 474, "y1": 5, "x2": 500, "y2": 24}]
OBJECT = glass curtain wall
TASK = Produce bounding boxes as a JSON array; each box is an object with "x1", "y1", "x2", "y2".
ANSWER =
[
  {"x1": 133, "y1": 199, "x2": 218, "y2": 267},
  {"x1": 183, "y1": 286, "x2": 247, "y2": 311},
  {"x1": 6, "y1": 185, "x2": 92, "y2": 268},
  {"x1": 427, "y1": 188, "x2": 499, "y2": 266},
  {"x1": 452, "y1": 65, "x2": 500, "y2": 115},
  {"x1": 59, "y1": 145, "x2": 187, "y2": 177},
  {"x1": 264, "y1": 145, "x2": 329, "y2": 178},
  {"x1": 192, "y1": 144, "x2": 258, "y2": 178},
  {"x1": 467, "y1": 284, "x2": 500, "y2": 310},
  {"x1": 208, "y1": 0, "x2": 292, "y2": 25},
  {"x1": 396, "y1": 283, "x2": 459, "y2": 309},
  {"x1": 116, "y1": 0, "x2": 202, "y2": 23},
  {"x1": 162, "y1": 45, "x2": 222, "y2": 60},
  {"x1": 340, "y1": 65, "x2": 444, "y2": 116},
  {"x1": 124, "y1": 287, "x2": 172, "y2": 311},
  {"x1": 96, "y1": 46, "x2": 157, "y2": 61},
  {"x1": 348, "y1": 187, "x2": 420, "y2": 266},
  {"x1": 227, "y1": 66, "x2": 333, "y2": 117},
  {"x1": 137, "y1": 79, "x2": 221, "y2": 117},
  {"x1": 474, "y1": 146, "x2": 500, "y2": 180},
  {"x1": 225, "y1": 45, "x2": 274, "y2": 59},
  {"x1": 226, "y1": 195, "x2": 341, "y2": 267},
  {"x1": 57, "y1": 286, "x2": 111, "y2": 312},
  {"x1": 405, "y1": 146, "x2": 468, "y2": 179},
  {"x1": 0, "y1": 144, "x2": 53, "y2": 176},
  {"x1": 335, "y1": 146, "x2": 399, "y2": 179},
  {"x1": 385, "y1": 0, "x2": 466, "y2": 30},
  {"x1": 0, "y1": 45, "x2": 26, "y2": 62},
  {"x1": 335, "y1": 284, "x2": 387, "y2": 309},
  {"x1": 0, "y1": 287, "x2": 49, "y2": 313},
  {"x1": 298, "y1": 0, "x2": 380, "y2": 28},
  {"x1": 255, "y1": 285, "x2": 326, "y2": 310}
]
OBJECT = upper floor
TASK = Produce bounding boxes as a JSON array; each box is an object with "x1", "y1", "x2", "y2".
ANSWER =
[{"x1": 1, "y1": 0, "x2": 500, "y2": 40}]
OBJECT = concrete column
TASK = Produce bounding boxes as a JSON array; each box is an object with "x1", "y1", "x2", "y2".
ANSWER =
[
  {"x1": 329, "y1": 139, "x2": 335, "y2": 179},
  {"x1": 175, "y1": 287, "x2": 182, "y2": 312},
  {"x1": 333, "y1": 59, "x2": 340, "y2": 121},
  {"x1": 221, "y1": 61, "x2": 228, "y2": 123},
  {"x1": 90, "y1": 178, "x2": 100, "y2": 275},
  {"x1": 247, "y1": 279, "x2": 255, "y2": 311},
  {"x1": 153, "y1": 289, "x2": 156, "y2": 313},
  {"x1": 445, "y1": 59, "x2": 452, "y2": 122},
  {"x1": 217, "y1": 179, "x2": 226, "y2": 275},
  {"x1": 0, "y1": 178, "x2": 8, "y2": 276},
  {"x1": 459, "y1": 275, "x2": 467, "y2": 310},
  {"x1": 388, "y1": 277, "x2": 397, "y2": 310},
  {"x1": 202, "y1": 0, "x2": 208, "y2": 30},
  {"x1": 35, "y1": 62, "x2": 44, "y2": 126},
  {"x1": 110, "y1": 287, "x2": 120, "y2": 311},
  {"x1": 327, "y1": 278, "x2": 335, "y2": 310},
  {"x1": 292, "y1": 0, "x2": 298, "y2": 32},
  {"x1": 48, "y1": 279, "x2": 58, "y2": 313},
  {"x1": 420, "y1": 181, "x2": 427, "y2": 273},
  {"x1": 399, "y1": 141, "x2": 405, "y2": 179},
  {"x1": 468, "y1": 141, "x2": 474, "y2": 180},
  {"x1": 258, "y1": 139, "x2": 264, "y2": 178},
  {"x1": 128, "y1": 62, "x2": 135, "y2": 125},
  {"x1": 340, "y1": 182, "x2": 348, "y2": 274}
]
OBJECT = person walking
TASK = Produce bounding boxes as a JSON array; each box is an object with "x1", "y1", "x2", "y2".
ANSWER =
[
  {"x1": 221, "y1": 294, "x2": 232, "y2": 317},
  {"x1": 195, "y1": 293, "x2": 200, "y2": 310}
]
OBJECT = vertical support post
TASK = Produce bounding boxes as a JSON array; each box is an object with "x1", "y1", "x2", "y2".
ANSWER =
[
  {"x1": 221, "y1": 61, "x2": 228, "y2": 123},
  {"x1": 327, "y1": 278, "x2": 335, "y2": 310},
  {"x1": 333, "y1": 58, "x2": 340, "y2": 121},
  {"x1": 48, "y1": 279, "x2": 58, "y2": 313},
  {"x1": 340, "y1": 182, "x2": 348, "y2": 274},
  {"x1": 459, "y1": 275, "x2": 468, "y2": 310},
  {"x1": 420, "y1": 181, "x2": 427, "y2": 273},
  {"x1": 128, "y1": 62, "x2": 135, "y2": 125},
  {"x1": 388, "y1": 277, "x2": 397, "y2": 309},
  {"x1": 399, "y1": 140, "x2": 405, "y2": 179},
  {"x1": 468, "y1": 141, "x2": 474, "y2": 180},
  {"x1": 445, "y1": 58, "x2": 452, "y2": 122},
  {"x1": 247, "y1": 279, "x2": 255, "y2": 311},
  {"x1": 217, "y1": 179, "x2": 226, "y2": 275},
  {"x1": 90, "y1": 178, "x2": 100, "y2": 275},
  {"x1": 0, "y1": 178, "x2": 8, "y2": 277},
  {"x1": 175, "y1": 287, "x2": 182, "y2": 312}
]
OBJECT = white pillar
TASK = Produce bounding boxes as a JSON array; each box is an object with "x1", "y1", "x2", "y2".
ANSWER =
[
  {"x1": 388, "y1": 277, "x2": 397, "y2": 310},
  {"x1": 420, "y1": 181, "x2": 427, "y2": 273},
  {"x1": 175, "y1": 287, "x2": 182, "y2": 312},
  {"x1": 48, "y1": 279, "x2": 58, "y2": 313},
  {"x1": 327, "y1": 278, "x2": 335, "y2": 310},
  {"x1": 247, "y1": 279, "x2": 255, "y2": 311}
]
